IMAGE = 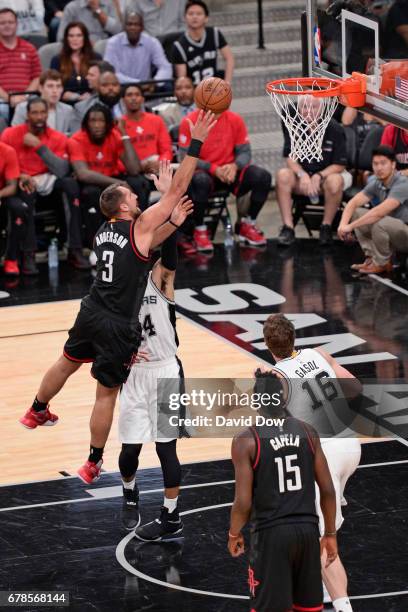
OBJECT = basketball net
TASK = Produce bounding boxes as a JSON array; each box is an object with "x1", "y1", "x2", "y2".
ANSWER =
[{"x1": 267, "y1": 81, "x2": 338, "y2": 163}]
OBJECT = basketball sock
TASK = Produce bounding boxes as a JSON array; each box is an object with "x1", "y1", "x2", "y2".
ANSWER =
[
  {"x1": 333, "y1": 597, "x2": 353, "y2": 611},
  {"x1": 163, "y1": 496, "x2": 178, "y2": 514},
  {"x1": 32, "y1": 397, "x2": 48, "y2": 412},
  {"x1": 88, "y1": 446, "x2": 104, "y2": 464},
  {"x1": 122, "y1": 476, "x2": 136, "y2": 490}
]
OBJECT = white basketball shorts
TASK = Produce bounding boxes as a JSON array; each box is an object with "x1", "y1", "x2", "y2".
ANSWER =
[
  {"x1": 315, "y1": 438, "x2": 362, "y2": 534},
  {"x1": 119, "y1": 356, "x2": 183, "y2": 444}
]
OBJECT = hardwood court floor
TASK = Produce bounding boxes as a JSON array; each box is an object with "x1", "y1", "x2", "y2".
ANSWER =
[{"x1": 0, "y1": 299, "x2": 259, "y2": 485}]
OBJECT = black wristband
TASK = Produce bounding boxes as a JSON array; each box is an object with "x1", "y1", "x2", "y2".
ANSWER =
[
  {"x1": 169, "y1": 220, "x2": 180, "y2": 228},
  {"x1": 187, "y1": 138, "x2": 202, "y2": 158}
]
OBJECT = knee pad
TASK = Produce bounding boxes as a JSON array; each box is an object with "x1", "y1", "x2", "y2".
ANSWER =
[
  {"x1": 119, "y1": 443, "x2": 143, "y2": 478},
  {"x1": 155, "y1": 440, "x2": 181, "y2": 488}
]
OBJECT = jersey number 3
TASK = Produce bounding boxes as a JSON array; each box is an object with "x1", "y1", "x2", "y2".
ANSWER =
[
  {"x1": 275, "y1": 454, "x2": 302, "y2": 493},
  {"x1": 101, "y1": 250, "x2": 114, "y2": 283}
]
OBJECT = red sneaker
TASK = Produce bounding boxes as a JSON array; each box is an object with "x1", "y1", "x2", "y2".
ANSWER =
[
  {"x1": 193, "y1": 227, "x2": 214, "y2": 252},
  {"x1": 238, "y1": 222, "x2": 266, "y2": 246},
  {"x1": 77, "y1": 459, "x2": 103, "y2": 484},
  {"x1": 177, "y1": 237, "x2": 197, "y2": 256},
  {"x1": 3, "y1": 259, "x2": 20, "y2": 276},
  {"x1": 19, "y1": 406, "x2": 59, "y2": 429}
]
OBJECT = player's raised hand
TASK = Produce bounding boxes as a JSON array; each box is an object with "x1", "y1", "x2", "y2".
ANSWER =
[
  {"x1": 228, "y1": 532, "x2": 245, "y2": 557},
  {"x1": 170, "y1": 196, "x2": 194, "y2": 227},
  {"x1": 187, "y1": 110, "x2": 217, "y2": 142},
  {"x1": 149, "y1": 160, "x2": 173, "y2": 194},
  {"x1": 320, "y1": 534, "x2": 338, "y2": 567}
]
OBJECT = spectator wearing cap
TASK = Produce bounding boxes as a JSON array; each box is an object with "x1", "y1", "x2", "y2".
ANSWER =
[
  {"x1": 104, "y1": 11, "x2": 172, "y2": 85},
  {"x1": 275, "y1": 96, "x2": 350, "y2": 247},
  {"x1": 12, "y1": 69, "x2": 76, "y2": 135},
  {"x1": 1, "y1": 97, "x2": 90, "y2": 275},
  {"x1": 120, "y1": 83, "x2": 172, "y2": 178},
  {"x1": 338, "y1": 145, "x2": 408, "y2": 274},
  {"x1": 57, "y1": 0, "x2": 121, "y2": 42},
  {"x1": 0, "y1": 8, "x2": 41, "y2": 121},
  {"x1": 126, "y1": 0, "x2": 185, "y2": 37},
  {"x1": 0, "y1": 0, "x2": 44, "y2": 36},
  {"x1": 71, "y1": 69, "x2": 122, "y2": 132}
]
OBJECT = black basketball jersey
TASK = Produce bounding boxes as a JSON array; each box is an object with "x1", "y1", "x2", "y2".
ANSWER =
[
  {"x1": 89, "y1": 219, "x2": 151, "y2": 323},
  {"x1": 251, "y1": 417, "x2": 318, "y2": 532},
  {"x1": 172, "y1": 26, "x2": 227, "y2": 85}
]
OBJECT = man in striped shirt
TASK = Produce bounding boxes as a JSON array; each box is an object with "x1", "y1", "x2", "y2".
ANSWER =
[{"x1": 0, "y1": 8, "x2": 41, "y2": 121}]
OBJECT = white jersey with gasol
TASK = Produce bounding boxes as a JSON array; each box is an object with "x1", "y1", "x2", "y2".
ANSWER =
[
  {"x1": 138, "y1": 272, "x2": 179, "y2": 362},
  {"x1": 272, "y1": 348, "x2": 352, "y2": 442}
]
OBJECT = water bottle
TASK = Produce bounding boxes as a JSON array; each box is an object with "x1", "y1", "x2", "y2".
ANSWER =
[
  {"x1": 48, "y1": 238, "x2": 59, "y2": 268},
  {"x1": 310, "y1": 193, "x2": 319, "y2": 205},
  {"x1": 223, "y1": 216, "x2": 234, "y2": 248}
]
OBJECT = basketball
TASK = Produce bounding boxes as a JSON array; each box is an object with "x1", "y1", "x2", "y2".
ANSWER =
[{"x1": 194, "y1": 77, "x2": 232, "y2": 114}]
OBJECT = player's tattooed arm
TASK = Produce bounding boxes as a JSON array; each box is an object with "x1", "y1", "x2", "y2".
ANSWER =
[{"x1": 228, "y1": 432, "x2": 255, "y2": 557}]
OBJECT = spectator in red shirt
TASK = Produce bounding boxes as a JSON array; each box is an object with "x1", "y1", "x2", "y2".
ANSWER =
[
  {"x1": 120, "y1": 83, "x2": 172, "y2": 176},
  {"x1": 0, "y1": 8, "x2": 41, "y2": 121},
  {"x1": 0, "y1": 142, "x2": 19, "y2": 272},
  {"x1": 178, "y1": 108, "x2": 271, "y2": 251},
  {"x1": 1, "y1": 97, "x2": 89, "y2": 275},
  {"x1": 68, "y1": 102, "x2": 149, "y2": 241},
  {"x1": 381, "y1": 124, "x2": 408, "y2": 176}
]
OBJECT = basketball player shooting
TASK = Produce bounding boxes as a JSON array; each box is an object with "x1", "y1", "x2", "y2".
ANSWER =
[
  {"x1": 262, "y1": 314, "x2": 361, "y2": 612},
  {"x1": 19, "y1": 110, "x2": 217, "y2": 485},
  {"x1": 228, "y1": 371, "x2": 337, "y2": 612}
]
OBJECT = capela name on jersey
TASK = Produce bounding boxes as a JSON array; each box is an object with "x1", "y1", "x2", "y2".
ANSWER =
[
  {"x1": 95, "y1": 232, "x2": 129, "y2": 248},
  {"x1": 270, "y1": 434, "x2": 300, "y2": 451}
]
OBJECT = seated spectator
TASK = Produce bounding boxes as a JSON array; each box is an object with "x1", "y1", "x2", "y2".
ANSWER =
[
  {"x1": 1, "y1": 97, "x2": 89, "y2": 275},
  {"x1": 275, "y1": 96, "x2": 350, "y2": 246},
  {"x1": 68, "y1": 103, "x2": 150, "y2": 240},
  {"x1": 71, "y1": 69, "x2": 122, "y2": 132},
  {"x1": 104, "y1": 11, "x2": 172, "y2": 85},
  {"x1": 383, "y1": 0, "x2": 408, "y2": 59},
  {"x1": 12, "y1": 69, "x2": 76, "y2": 135},
  {"x1": 178, "y1": 107, "x2": 271, "y2": 251},
  {"x1": 0, "y1": 8, "x2": 41, "y2": 122},
  {"x1": 120, "y1": 84, "x2": 172, "y2": 176},
  {"x1": 0, "y1": 139, "x2": 20, "y2": 224},
  {"x1": 381, "y1": 124, "x2": 408, "y2": 175},
  {"x1": 172, "y1": 0, "x2": 234, "y2": 85},
  {"x1": 86, "y1": 59, "x2": 114, "y2": 95},
  {"x1": 44, "y1": 0, "x2": 71, "y2": 42},
  {"x1": 338, "y1": 145, "x2": 408, "y2": 273},
  {"x1": 154, "y1": 75, "x2": 195, "y2": 129},
  {"x1": 51, "y1": 22, "x2": 101, "y2": 104},
  {"x1": 0, "y1": 0, "x2": 44, "y2": 36},
  {"x1": 127, "y1": 0, "x2": 185, "y2": 37},
  {"x1": 57, "y1": 0, "x2": 121, "y2": 42}
]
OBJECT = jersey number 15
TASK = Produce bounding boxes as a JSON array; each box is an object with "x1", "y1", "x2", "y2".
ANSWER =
[{"x1": 275, "y1": 454, "x2": 302, "y2": 493}]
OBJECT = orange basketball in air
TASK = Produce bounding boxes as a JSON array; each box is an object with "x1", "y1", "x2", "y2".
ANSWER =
[{"x1": 194, "y1": 77, "x2": 232, "y2": 114}]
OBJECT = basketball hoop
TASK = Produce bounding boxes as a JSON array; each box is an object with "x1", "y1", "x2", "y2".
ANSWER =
[{"x1": 266, "y1": 73, "x2": 367, "y2": 162}]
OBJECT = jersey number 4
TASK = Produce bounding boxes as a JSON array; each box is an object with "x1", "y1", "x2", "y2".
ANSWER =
[
  {"x1": 142, "y1": 314, "x2": 156, "y2": 337},
  {"x1": 275, "y1": 454, "x2": 302, "y2": 493},
  {"x1": 101, "y1": 250, "x2": 114, "y2": 283}
]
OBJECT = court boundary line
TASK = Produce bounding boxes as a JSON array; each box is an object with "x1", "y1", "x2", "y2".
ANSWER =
[
  {"x1": 1, "y1": 451, "x2": 408, "y2": 512},
  {"x1": 0, "y1": 328, "x2": 69, "y2": 340},
  {"x1": 370, "y1": 274, "x2": 408, "y2": 297},
  {"x1": 116, "y1": 501, "x2": 408, "y2": 603}
]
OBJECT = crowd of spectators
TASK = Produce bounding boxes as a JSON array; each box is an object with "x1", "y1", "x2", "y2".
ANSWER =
[{"x1": 0, "y1": 0, "x2": 407, "y2": 279}]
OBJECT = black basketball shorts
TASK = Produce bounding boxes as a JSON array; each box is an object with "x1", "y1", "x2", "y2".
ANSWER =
[
  {"x1": 63, "y1": 298, "x2": 141, "y2": 388},
  {"x1": 248, "y1": 523, "x2": 323, "y2": 612}
]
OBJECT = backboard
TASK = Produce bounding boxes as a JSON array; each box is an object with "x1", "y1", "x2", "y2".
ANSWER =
[{"x1": 304, "y1": 0, "x2": 408, "y2": 129}]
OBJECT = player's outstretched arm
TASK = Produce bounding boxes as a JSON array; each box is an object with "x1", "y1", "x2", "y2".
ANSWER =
[
  {"x1": 136, "y1": 110, "x2": 216, "y2": 234},
  {"x1": 228, "y1": 432, "x2": 255, "y2": 557},
  {"x1": 151, "y1": 232, "x2": 178, "y2": 301},
  {"x1": 149, "y1": 196, "x2": 193, "y2": 251},
  {"x1": 313, "y1": 434, "x2": 338, "y2": 567}
]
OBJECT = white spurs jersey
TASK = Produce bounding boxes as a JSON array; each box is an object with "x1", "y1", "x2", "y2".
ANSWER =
[
  {"x1": 138, "y1": 272, "x2": 178, "y2": 362},
  {"x1": 272, "y1": 348, "x2": 352, "y2": 442}
]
